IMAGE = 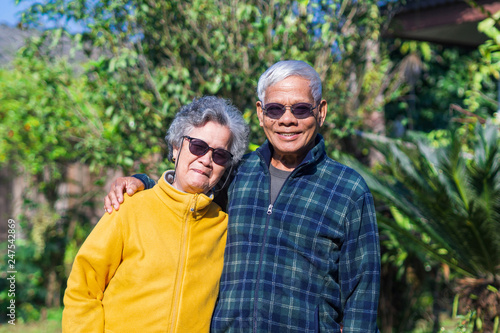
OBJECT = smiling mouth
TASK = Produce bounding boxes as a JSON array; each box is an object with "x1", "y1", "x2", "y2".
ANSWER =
[{"x1": 277, "y1": 132, "x2": 300, "y2": 137}]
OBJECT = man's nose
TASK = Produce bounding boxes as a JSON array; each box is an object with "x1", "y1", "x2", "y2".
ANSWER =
[{"x1": 278, "y1": 106, "x2": 298, "y2": 124}]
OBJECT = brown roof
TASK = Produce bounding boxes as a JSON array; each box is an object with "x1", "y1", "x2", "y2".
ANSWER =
[
  {"x1": 388, "y1": 0, "x2": 500, "y2": 47},
  {"x1": 396, "y1": 0, "x2": 462, "y2": 12}
]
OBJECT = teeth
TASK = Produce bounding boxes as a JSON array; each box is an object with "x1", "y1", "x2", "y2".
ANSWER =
[{"x1": 279, "y1": 133, "x2": 297, "y2": 136}]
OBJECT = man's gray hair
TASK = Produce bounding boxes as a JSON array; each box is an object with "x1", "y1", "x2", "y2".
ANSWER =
[
  {"x1": 257, "y1": 60, "x2": 322, "y2": 104},
  {"x1": 165, "y1": 96, "x2": 249, "y2": 166}
]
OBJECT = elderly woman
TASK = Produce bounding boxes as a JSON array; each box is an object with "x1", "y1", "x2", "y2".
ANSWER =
[{"x1": 62, "y1": 96, "x2": 249, "y2": 332}]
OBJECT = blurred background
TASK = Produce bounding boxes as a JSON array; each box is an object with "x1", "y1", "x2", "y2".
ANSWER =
[{"x1": 0, "y1": 0, "x2": 499, "y2": 332}]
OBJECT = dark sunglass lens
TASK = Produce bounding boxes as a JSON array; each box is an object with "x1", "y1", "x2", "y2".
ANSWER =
[
  {"x1": 265, "y1": 104, "x2": 285, "y2": 119},
  {"x1": 189, "y1": 138, "x2": 209, "y2": 155},
  {"x1": 292, "y1": 103, "x2": 312, "y2": 118},
  {"x1": 187, "y1": 137, "x2": 231, "y2": 166},
  {"x1": 213, "y1": 150, "x2": 232, "y2": 166}
]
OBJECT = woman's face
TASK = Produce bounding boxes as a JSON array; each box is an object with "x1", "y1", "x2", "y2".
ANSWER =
[{"x1": 172, "y1": 121, "x2": 232, "y2": 194}]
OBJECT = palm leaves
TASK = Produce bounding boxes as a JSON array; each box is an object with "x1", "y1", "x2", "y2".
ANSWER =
[
  {"x1": 344, "y1": 120, "x2": 500, "y2": 278},
  {"x1": 342, "y1": 120, "x2": 500, "y2": 331}
]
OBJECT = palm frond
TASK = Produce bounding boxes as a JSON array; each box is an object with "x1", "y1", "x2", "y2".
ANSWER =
[{"x1": 344, "y1": 121, "x2": 500, "y2": 278}]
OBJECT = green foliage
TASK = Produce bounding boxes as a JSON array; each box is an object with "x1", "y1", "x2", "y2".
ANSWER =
[
  {"x1": 351, "y1": 120, "x2": 500, "y2": 277},
  {"x1": 385, "y1": 40, "x2": 498, "y2": 135},
  {"x1": 343, "y1": 120, "x2": 500, "y2": 332},
  {"x1": 0, "y1": 239, "x2": 46, "y2": 323},
  {"x1": 0, "y1": 307, "x2": 62, "y2": 331},
  {"x1": 472, "y1": 11, "x2": 500, "y2": 114},
  {"x1": 18, "y1": 0, "x2": 406, "y2": 154},
  {"x1": 1, "y1": 57, "x2": 92, "y2": 181},
  {"x1": 0, "y1": 197, "x2": 95, "y2": 324},
  {"x1": 0, "y1": 57, "x2": 106, "y2": 320}
]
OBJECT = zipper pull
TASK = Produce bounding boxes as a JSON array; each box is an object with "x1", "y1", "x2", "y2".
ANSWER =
[
  {"x1": 190, "y1": 194, "x2": 197, "y2": 213},
  {"x1": 267, "y1": 204, "x2": 273, "y2": 215}
]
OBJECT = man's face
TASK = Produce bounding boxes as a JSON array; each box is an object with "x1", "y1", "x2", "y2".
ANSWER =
[{"x1": 257, "y1": 76, "x2": 327, "y2": 169}]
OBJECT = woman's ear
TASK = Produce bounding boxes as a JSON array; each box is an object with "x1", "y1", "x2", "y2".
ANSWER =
[{"x1": 172, "y1": 145, "x2": 179, "y2": 163}]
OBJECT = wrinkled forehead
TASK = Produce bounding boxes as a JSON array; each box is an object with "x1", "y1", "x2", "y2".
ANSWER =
[
  {"x1": 264, "y1": 76, "x2": 315, "y2": 103},
  {"x1": 267, "y1": 74, "x2": 312, "y2": 90}
]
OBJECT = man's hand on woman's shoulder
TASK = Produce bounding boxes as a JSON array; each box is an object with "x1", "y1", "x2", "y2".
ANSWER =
[{"x1": 104, "y1": 177, "x2": 145, "y2": 213}]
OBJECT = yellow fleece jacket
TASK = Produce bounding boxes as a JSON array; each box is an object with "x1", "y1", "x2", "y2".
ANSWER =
[{"x1": 62, "y1": 171, "x2": 228, "y2": 333}]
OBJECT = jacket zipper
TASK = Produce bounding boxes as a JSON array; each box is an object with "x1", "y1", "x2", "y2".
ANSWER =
[
  {"x1": 252, "y1": 161, "x2": 274, "y2": 332},
  {"x1": 169, "y1": 194, "x2": 197, "y2": 332},
  {"x1": 252, "y1": 158, "x2": 309, "y2": 332},
  {"x1": 253, "y1": 190, "x2": 272, "y2": 332}
]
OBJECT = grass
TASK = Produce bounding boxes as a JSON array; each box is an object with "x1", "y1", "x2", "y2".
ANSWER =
[
  {"x1": 0, "y1": 306, "x2": 475, "y2": 333},
  {"x1": 0, "y1": 308, "x2": 62, "y2": 333},
  {"x1": 0, "y1": 320, "x2": 61, "y2": 333}
]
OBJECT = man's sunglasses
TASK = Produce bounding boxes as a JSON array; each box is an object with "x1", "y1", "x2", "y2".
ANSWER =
[
  {"x1": 262, "y1": 102, "x2": 319, "y2": 120},
  {"x1": 183, "y1": 136, "x2": 233, "y2": 166}
]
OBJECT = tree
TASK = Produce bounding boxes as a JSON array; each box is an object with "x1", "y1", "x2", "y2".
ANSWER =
[
  {"x1": 0, "y1": 55, "x2": 104, "y2": 319},
  {"x1": 19, "y1": 0, "x2": 407, "y2": 156}
]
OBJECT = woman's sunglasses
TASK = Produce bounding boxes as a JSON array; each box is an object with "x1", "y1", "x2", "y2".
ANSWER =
[
  {"x1": 183, "y1": 136, "x2": 233, "y2": 166},
  {"x1": 262, "y1": 102, "x2": 319, "y2": 119}
]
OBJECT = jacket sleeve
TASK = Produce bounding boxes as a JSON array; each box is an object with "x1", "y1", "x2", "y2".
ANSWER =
[
  {"x1": 339, "y1": 192, "x2": 381, "y2": 332},
  {"x1": 62, "y1": 211, "x2": 124, "y2": 333},
  {"x1": 132, "y1": 173, "x2": 157, "y2": 189}
]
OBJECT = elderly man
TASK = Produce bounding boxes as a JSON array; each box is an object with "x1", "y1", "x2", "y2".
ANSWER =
[{"x1": 104, "y1": 60, "x2": 381, "y2": 332}]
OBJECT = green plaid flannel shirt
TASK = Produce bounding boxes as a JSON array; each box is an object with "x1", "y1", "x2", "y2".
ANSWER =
[{"x1": 211, "y1": 135, "x2": 380, "y2": 332}]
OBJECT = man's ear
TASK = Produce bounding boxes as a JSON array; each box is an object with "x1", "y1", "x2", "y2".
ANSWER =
[
  {"x1": 256, "y1": 101, "x2": 265, "y2": 127},
  {"x1": 317, "y1": 100, "x2": 327, "y2": 127}
]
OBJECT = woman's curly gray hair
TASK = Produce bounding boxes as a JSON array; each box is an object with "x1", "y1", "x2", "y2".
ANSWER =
[{"x1": 165, "y1": 96, "x2": 249, "y2": 166}]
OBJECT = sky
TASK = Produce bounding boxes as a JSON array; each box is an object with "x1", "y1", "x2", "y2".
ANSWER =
[
  {"x1": 0, "y1": 0, "x2": 83, "y2": 32},
  {"x1": 0, "y1": 0, "x2": 30, "y2": 26}
]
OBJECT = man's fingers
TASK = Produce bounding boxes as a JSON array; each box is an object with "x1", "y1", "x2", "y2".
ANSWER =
[
  {"x1": 103, "y1": 177, "x2": 145, "y2": 214},
  {"x1": 106, "y1": 186, "x2": 120, "y2": 212},
  {"x1": 113, "y1": 180, "x2": 126, "y2": 205},
  {"x1": 126, "y1": 178, "x2": 145, "y2": 196},
  {"x1": 104, "y1": 188, "x2": 121, "y2": 213},
  {"x1": 104, "y1": 195, "x2": 114, "y2": 214},
  {"x1": 103, "y1": 177, "x2": 127, "y2": 213},
  {"x1": 111, "y1": 179, "x2": 128, "y2": 210}
]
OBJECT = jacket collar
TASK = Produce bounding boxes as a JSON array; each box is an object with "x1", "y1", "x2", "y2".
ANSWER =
[{"x1": 154, "y1": 170, "x2": 214, "y2": 214}]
